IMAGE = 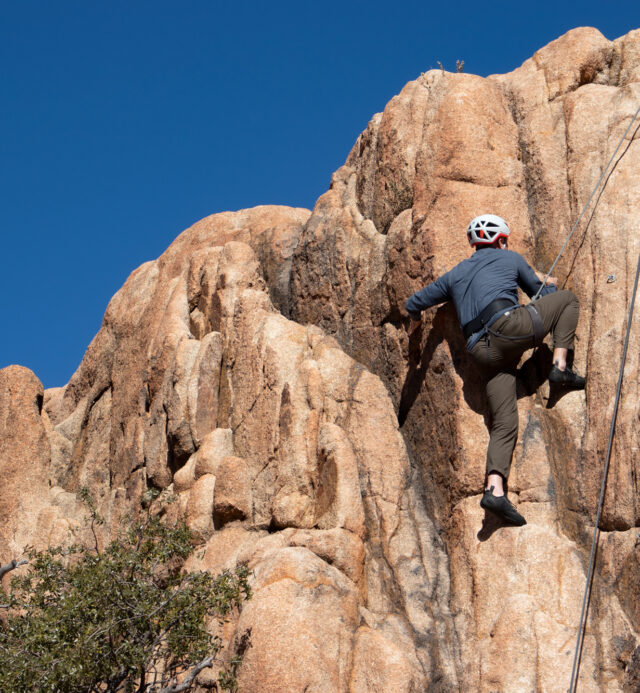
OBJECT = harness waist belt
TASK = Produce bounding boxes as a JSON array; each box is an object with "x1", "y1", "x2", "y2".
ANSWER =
[{"x1": 462, "y1": 298, "x2": 518, "y2": 339}]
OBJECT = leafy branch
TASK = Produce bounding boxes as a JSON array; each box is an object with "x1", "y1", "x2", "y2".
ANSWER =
[{"x1": 0, "y1": 488, "x2": 252, "y2": 692}]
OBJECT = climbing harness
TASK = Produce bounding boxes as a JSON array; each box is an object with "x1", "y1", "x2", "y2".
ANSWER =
[
  {"x1": 479, "y1": 304, "x2": 545, "y2": 346},
  {"x1": 568, "y1": 250, "x2": 640, "y2": 693},
  {"x1": 523, "y1": 303, "x2": 545, "y2": 346},
  {"x1": 463, "y1": 298, "x2": 545, "y2": 347},
  {"x1": 532, "y1": 102, "x2": 640, "y2": 302},
  {"x1": 462, "y1": 298, "x2": 516, "y2": 338}
]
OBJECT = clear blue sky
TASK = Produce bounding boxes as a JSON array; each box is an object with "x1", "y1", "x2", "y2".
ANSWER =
[{"x1": 1, "y1": 1, "x2": 636, "y2": 388}]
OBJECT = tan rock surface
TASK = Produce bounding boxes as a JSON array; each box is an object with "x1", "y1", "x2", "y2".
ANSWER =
[
  {"x1": 234, "y1": 546, "x2": 359, "y2": 693},
  {"x1": 350, "y1": 626, "x2": 423, "y2": 693},
  {"x1": 212, "y1": 456, "x2": 251, "y2": 526},
  {"x1": 1, "y1": 26, "x2": 639, "y2": 693},
  {"x1": 0, "y1": 367, "x2": 90, "y2": 564},
  {"x1": 0, "y1": 366, "x2": 50, "y2": 561},
  {"x1": 185, "y1": 473, "x2": 216, "y2": 541}
]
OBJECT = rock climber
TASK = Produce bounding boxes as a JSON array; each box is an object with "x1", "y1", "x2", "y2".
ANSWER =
[{"x1": 405, "y1": 214, "x2": 586, "y2": 526}]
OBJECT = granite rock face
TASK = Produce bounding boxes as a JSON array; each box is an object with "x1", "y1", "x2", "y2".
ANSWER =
[
  {"x1": 289, "y1": 26, "x2": 640, "y2": 691},
  {"x1": 2, "y1": 26, "x2": 640, "y2": 692}
]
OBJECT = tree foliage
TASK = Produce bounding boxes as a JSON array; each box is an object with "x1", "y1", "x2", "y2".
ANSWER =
[{"x1": 0, "y1": 489, "x2": 252, "y2": 692}]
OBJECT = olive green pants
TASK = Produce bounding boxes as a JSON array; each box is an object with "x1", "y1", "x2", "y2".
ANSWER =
[{"x1": 469, "y1": 290, "x2": 579, "y2": 479}]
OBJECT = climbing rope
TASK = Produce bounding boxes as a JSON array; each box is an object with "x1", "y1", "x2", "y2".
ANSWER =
[
  {"x1": 521, "y1": 102, "x2": 640, "y2": 689},
  {"x1": 568, "y1": 249, "x2": 640, "y2": 692},
  {"x1": 532, "y1": 101, "x2": 640, "y2": 302}
]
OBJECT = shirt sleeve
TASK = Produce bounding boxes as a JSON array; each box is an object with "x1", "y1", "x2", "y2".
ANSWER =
[
  {"x1": 405, "y1": 273, "x2": 452, "y2": 318},
  {"x1": 516, "y1": 253, "x2": 557, "y2": 298}
]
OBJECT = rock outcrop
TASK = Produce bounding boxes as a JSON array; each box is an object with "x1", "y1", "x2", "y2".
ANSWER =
[{"x1": 1, "y1": 26, "x2": 640, "y2": 692}]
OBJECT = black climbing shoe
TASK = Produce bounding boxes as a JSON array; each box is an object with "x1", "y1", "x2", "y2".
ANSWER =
[
  {"x1": 548, "y1": 365, "x2": 586, "y2": 389},
  {"x1": 480, "y1": 487, "x2": 527, "y2": 526}
]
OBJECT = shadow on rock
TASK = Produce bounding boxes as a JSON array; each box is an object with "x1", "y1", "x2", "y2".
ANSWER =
[
  {"x1": 517, "y1": 345, "x2": 580, "y2": 408},
  {"x1": 516, "y1": 344, "x2": 553, "y2": 396},
  {"x1": 398, "y1": 323, "x2": 429, "y2": 427},
  {"x1": 476, "y1": 511, "x2": 504, "y2": 541},
  {"x1": 399, "y1": 305, "x2": 485, "y2": 427},
  {"x1": 545, "y1": 382, "x2": 582, "y2": 408},
  {"x1": 476, "y1": 509, "x2": 527, "y2": 541}
]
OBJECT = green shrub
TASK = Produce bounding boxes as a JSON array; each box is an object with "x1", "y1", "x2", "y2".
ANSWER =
[{"x1": 0, "y1": 489, "x2": 251, "y2": 692}]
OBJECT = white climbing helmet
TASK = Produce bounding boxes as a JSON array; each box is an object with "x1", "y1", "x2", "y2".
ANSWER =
[{"x1": 466, "y1": 214, "x2": 511, "y2": 247}]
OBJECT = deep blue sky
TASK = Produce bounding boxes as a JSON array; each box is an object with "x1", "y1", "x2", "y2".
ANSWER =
[{"x1": 1, "y1": 2, "x2": 636, "y2": 388}]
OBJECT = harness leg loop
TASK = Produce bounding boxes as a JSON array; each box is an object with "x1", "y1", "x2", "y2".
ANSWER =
[{"x1": 525, "y1": 304, "x2": 545, "y2": 346}]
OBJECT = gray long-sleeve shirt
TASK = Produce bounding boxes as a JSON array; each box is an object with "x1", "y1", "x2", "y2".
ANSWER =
[{"x1": 405, "y1": 247, "x2": 556, "y2": 349}]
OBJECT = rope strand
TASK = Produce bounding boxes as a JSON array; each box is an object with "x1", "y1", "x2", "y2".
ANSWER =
[{"x1": 568, "y1": 250, "x2": 640, "y2": 692}]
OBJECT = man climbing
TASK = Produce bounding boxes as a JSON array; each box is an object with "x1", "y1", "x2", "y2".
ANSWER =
[{"x1": 405, "y1": 214, "x2": 586, "y2": 526}]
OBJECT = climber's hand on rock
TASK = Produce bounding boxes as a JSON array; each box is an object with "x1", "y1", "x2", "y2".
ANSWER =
[{"x1": 535, "y1": 270, "x2": 557, "y2": 286}]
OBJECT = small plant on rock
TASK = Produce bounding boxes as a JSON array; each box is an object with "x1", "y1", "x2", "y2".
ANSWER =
[{"x1": 0, "y1": 488, "x2": 252, "y2": 692}]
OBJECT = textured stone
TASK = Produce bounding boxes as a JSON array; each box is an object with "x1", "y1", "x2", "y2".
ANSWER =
[
  {"x1": 350, "y1": 626, "x2": 422, "y2": 693},
  {"x1": 212, "y1": 456, "x2": 251, "y2": 526},
  {"x1": 185, "y1": 474, "x2": 216, "y2": 541},
  {"x1": 187, "y1": 331, "x2": 223, "y2": 446},
  {"x1": 234, "y1": 547, "x2": 359, "y2": 693},
  {"x1": 0, "y1": 368, "x2": 91, "y2": 563},
  {"x1": 280, "y1": 527, "x2": 365, "y2": 585},
  {"x1": 193, "y1": 428, "x2": 234, "y2": 480},
  {"x1": 0, "y1": 366, "x2": 50, "y2": 562}
]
